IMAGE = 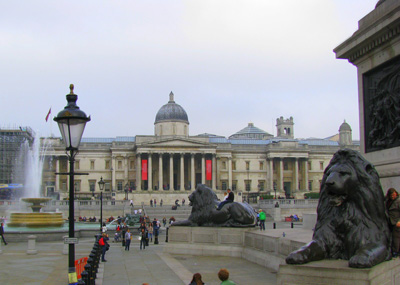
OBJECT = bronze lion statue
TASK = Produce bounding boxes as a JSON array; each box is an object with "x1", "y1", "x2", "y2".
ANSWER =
[
  {"x1": 286, "y1": 149, "x2": 391, "y2": 268},
  {"x1": 171, "y1": 184, "x2": 257, "y2": 227}
]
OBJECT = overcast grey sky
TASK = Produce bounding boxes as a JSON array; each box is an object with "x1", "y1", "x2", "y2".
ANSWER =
[{"x1": 1, "y1": 0, "x2": 379, "y2": 140}]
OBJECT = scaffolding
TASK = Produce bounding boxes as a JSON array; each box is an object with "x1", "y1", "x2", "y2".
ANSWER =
[{"x1": 0, "y1": 126, "x2": 35, "y2": 184}]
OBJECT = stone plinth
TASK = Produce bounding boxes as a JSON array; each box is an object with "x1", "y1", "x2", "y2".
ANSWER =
[
  {"x1": 334, "y1": 0, "x2": 400, "y2": 191},
  {"x1": 277, "y1": 259, "x2": 400, "y2": 285},
  {"x1": 164, "y1": 226, "x2": 249, "y2": 257}
]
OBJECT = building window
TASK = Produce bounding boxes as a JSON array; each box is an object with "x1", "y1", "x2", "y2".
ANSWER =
[
  {"x1": 259, "y1": 161, "x2": 264, "y2": 170},
  {"x1": 75, "y1": 160, "x2": 80, "y2": 170},
  {"x1": 245, "y1": 180, "x2": 251, "y2": 191},
  {"x1": 246, "y1": 161, "x2": 250, "y2": 171},
  {"x1": 105, "y1": 182, "x2": 111, "y2": 192},
  {"x1": 232, "y1": 180, "x2": 237, "y2": 191},
  {"x1": 130, "y1": 181, "x2": 136, "y2": 191},
  {"x1": 105, "y1": 160, "x2": 110, "y2": 170},
  {"x1": 258, "y1": 180, "x2": 265, "y2": 191},
  {"x1": 90, "y1": 160, "x2": 95, "y2": 170},
  {"x1": 118, "y1": 160, "x2": 122, "y2": 170},
  {"x1": 232, "y1": 161, "x2": 236, "y2": 170},
  {"x1": 308, "y1": 181, "x2": 313, "y2": 191},
  {"x1": 74, "y1": 181, "x2": 80, "y2": 192},
  {"x1": 62, "y1": 181, "x2": 67, "y2": 192},
  {"x1": 117, "y1": 181, "x2": 123, "y2": 191},
  {"x1": 222, "y1": 161, "x2": 226, "y2": 170},
  {"x1": 320, "y1": 162, "x2": 324, "y2": 170},
  {"x1": 130, "y1": 160, "x2": 135, "y2": 170},
  {"x1": 221, "y1": 181, "x2": 227, "y2": 190},
  {"x1": 89, "y1": 180, "x2": 96, "y2": 193},
  {"x1": 308, "y1": 162, "x2": 312, "y2": 171}
]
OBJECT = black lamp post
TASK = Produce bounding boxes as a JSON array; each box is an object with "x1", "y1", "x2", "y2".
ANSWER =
[
  {"x1": 54, "y1": 84, "x2": 90, "y2": 282},
  {"x1": 98, "y1": 177, "x2": 105, "y2": 232}
]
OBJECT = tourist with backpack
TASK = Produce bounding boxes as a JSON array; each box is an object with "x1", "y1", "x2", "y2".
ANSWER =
[{"x1": 99, "y1": 233, "x2": 109, "y2": 262}]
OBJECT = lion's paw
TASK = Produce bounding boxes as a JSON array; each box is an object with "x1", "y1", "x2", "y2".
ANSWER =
[
  {"x1": 286, "y1": 251, "x2": 309, "y2": 264},
  {"x1": 349, "y1": 254, "x2": 373, "y2": 268}
]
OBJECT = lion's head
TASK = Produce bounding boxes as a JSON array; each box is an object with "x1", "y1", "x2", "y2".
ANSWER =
[
  {"x1": 318, "y1": 149, "x2": 386, "y2": 225},
  {"x1": 189, "y1": 184, "x2": 218, "y2": 207}
]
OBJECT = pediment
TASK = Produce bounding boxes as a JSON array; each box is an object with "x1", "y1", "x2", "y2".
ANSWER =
[{"x1": 139, "y1": 138, "x2": 211, "y2": 148}]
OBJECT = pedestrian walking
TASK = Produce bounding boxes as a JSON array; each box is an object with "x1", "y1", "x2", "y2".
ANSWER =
[
  {"x1": 0, "y1": 222, "x2": 7, "y2": 245},
  {"x1": 125, "y1": 229, "x2": 132, "y2": 251}
]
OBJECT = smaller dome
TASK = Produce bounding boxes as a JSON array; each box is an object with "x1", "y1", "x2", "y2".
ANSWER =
[
  {"x1": 229, "y1": 123, "x2": 272, "y2": 139},
  {"x1": 339, "y1": 120, "x2": 352, "y2": 132},
  {"x1": 154, "y1": 92, "x2": 189, "y2": 124}
]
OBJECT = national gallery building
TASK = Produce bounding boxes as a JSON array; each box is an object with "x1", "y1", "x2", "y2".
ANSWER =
[{"x1": 41, "y1": 92, "x2": 359, "y2": 203}]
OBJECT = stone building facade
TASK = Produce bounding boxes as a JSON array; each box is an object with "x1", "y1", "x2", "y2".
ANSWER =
[{"x1": 41, "y1": 92, "x2": 359, "y2": 203}]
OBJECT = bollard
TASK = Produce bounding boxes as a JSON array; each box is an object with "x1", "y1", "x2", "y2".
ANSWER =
[
  {"x1": 84, "y1": 263, "x2": 92, "y2": 285},
  {"x1": 91, "y1": 249, "x2": 99, "y2": 273},
  {"x1": 273, "y1": 222, "x2": 276, "y2": 229},
  {"x1": 94, "y1": 233, "x2": 101, "y2": 242},
  {"x1": 87, "y1": 257, "x2": 96, "y2": 281},
  {"x1": 27, "y1": 235, "x2": 38, "y2": 255},
  {"x1": 291, "y1": 222, "x2": 294, "y2": 228},
  {"x1": 154, "y1": 228, "x2": 159, "y2": 244},
  {"x1": 89, "y1": 252, "x2": 98, "y2": 276},
  {"x1": 165, "y1": 227, "x2": 169, "y2": 242},
  {"x1": 81, "y1": 270, "x2": 89, "y2": 285}
]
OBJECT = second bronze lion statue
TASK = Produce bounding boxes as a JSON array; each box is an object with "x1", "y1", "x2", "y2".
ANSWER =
[
  {"x1": 286, "y1": 149, "x2": 391, "y2": 268},
  {"x1": 171, "y1": 184, "x2": 257, "y2": 227}
]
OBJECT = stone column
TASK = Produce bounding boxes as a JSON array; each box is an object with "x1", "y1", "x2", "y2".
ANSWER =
[
  {"x1": 279, "y1": 158, "x2": 283, "y2": 191},
  {"x1": 169, "y1": 153, "x2": 174, "y2": 190},
  {"x1": 212, "y1": 154, "x2": 216, "y2": 190},
  {"x1": 55, "y1": 158, "x2": 60, "y2": 191},
  {"x1": 148, "y1": 153, "x2": 152, "y2": 191},
  {"x1": 201, "y1": 154, "x2": 206, "y2": 184},
  {"x1": 180, "y1": 153, "x2": 184, "y2": 191},
  {"x1": 191, "y1": 153, "x2": 195, "y2": 189},
  {"x1": 269, "y1": 159, "x2": 273, "y2": 191},
  {"x1": 159, "y1": 153, "x2": 163, "y2": 190},
  {"x1": 294, "y1": 158, "x2": 299, "y2": 192},
  {"x1": 228, "y1": 157, "x2": 232, "y2": 189},
  {"x1": 124, "y1": 155, "x2": 129, "y2": 183},
  {"x1": 136, "y1": 153, "x2": 142, "y2": 191},
  {"x1": 112, "y1": 155, "x2": 116, "y2": 191},
  {"x1": 304, "y1": 159, "x2": 309, "y2": 191}
]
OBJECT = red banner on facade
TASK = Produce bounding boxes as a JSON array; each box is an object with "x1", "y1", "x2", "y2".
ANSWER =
[
  {"x1": 142, "y1": 159, "x2": 148, "y2": 180},
  {"x1": 206, "y1": 160, "x2": 212, "y2": 180}
]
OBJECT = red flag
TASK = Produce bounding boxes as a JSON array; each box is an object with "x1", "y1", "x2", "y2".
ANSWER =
[
  {"x1": 45, "y1": 108, "x2": 51, "y2": 122},
  {"x1": 142, "y1": 159, "x2": 148, "y2": 181},
  {"x1": 206, "y1": 160, "x2": 212, "y2": 180}
]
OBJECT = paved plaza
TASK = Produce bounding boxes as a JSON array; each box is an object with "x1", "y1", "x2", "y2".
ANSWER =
[{"x1": 0, "y1": 223, "x2": 298, "y2": 285}]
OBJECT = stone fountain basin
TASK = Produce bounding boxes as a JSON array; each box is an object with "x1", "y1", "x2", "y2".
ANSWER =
[{"x1": 8, "y1": 213, "x2": 64, "y2": 227}]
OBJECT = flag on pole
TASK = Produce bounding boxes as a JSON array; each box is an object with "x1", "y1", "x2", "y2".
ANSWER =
[{"x1": 45, "y1": 108, "x2": 51, "y2": 122}]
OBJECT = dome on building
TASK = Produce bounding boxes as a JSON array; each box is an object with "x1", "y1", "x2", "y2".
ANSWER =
[
  {"x1": 339, "y1": 120, "x2": 352, "y2": 132},
  {"x1": 229, "y1": 123, "x2": 273, "y2": 139},
  {"x1": 154, "y1": 92, "x2": 189, "y2": 124}
]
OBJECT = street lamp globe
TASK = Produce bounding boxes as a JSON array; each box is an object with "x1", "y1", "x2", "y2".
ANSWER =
[
  {"x1": 54, "y1": 84, "x2": 91, "y2": 151},
  {"x1": 98, "y1": 177, "x2": 105, "y2": 191}
]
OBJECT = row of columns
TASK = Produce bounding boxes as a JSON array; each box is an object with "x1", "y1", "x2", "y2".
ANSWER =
[
  {"x1": 134, "y1": 152, "x2": 216, "y2": 191},
  {"x1": 267, "y1": 158, "x2": 309, "y2": 192}
]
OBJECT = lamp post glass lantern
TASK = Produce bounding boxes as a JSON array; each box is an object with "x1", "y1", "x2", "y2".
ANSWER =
[
  {"x1": 98, "y1": 177, "x2": 105, "y2": 232},
  {"x1": 54, "y1": 84, "x2": 90, "y2": 282}
]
